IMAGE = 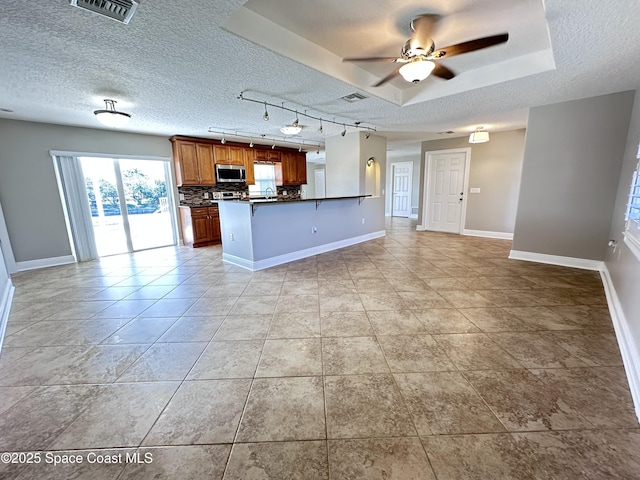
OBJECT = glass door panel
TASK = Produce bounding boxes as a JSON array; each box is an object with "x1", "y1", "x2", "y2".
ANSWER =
[
  {"x1": 80, "y1": 157, "x2": 176, "y2": 257},
  {"x1": 80, "y1": 157, "x2": 128, "y2": 256},
  {"x1": 119, "y1": 159, "x2": 175, "y2": 251}
]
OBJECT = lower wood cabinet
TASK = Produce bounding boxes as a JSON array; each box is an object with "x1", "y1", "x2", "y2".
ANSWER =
[{"x1": 179, "y1": 206, "x2": 221, "y2": 248}]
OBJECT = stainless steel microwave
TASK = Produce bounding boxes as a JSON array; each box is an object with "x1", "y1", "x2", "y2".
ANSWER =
[{"x1": 215, "y1": 164, "x2": 246, "y2": 183}]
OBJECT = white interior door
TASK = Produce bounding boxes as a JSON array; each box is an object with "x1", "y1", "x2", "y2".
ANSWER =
[
  {"x1": 392, "y1": 162, "x2": 412, "y2": 217},
  {"x1": 314, "y1": 169, "x2": 326, "y2": 198},
  {"x1": 426, "y1": 150, "x2": 468, "y2": 233}
]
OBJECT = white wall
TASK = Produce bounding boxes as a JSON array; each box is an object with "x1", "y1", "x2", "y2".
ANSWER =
[
  {"x1": 0, "y1": 119, "x2": 173, "y2": 264},
  {"x1": 326, "y1": 132, "x2": 386, "y2": 197}
]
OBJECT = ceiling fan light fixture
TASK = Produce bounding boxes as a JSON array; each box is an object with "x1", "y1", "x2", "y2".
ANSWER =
[
  {"x1": 280, "y1": 124, "x2": 303, "y2": 135},
  {"x1": 93, "y1": 99, "x2": 131, "y2": 128},
  {"x1": 399, "y1": 60, "x2": 436, "y2": 83},
  {"x1": 469, "y1": 127, "x2": 490, "y2": 144}
]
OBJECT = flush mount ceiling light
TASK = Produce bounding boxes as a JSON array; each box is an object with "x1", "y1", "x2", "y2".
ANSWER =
[
  {"x1": 399, "y1": 59, "x2": 436, "y2": 83},
  {"x1": 93, "y1": 99, "x2": 131, "y2": 128},
  {"x1": 280, "y1": 124, "x2": 303, "y2": 135},
  {"x1": 469, "y1": 126, "x2": 490, "y2": 144}
]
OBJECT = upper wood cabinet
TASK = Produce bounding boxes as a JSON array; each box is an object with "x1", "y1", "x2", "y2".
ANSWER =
[
  {"x1": 278, "y1": 151, "x2": 307, "y2": 186},
  {"x1": 213, "y1": 145, "x2": 245, "y2": 166},
  {"x1": 244, "y1": 149, "x2": 256, "y2": 185},
  {"x1": 171, "y1": 138, "x2": 216, "y2": 186}
]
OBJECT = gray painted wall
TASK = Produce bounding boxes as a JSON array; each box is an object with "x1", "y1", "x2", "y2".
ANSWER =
[
  {"x1": 386, "y1": 154, "x2": 420, "y2": 217},
  {"x1": 512, "y1": 91, "x2": 634, "y2": 260},
  {"x1": 0, "y1": 119, "x2": 172, "y2": 262},
  {"x1": 418, "y1": 129, "x2": 526, "y2": 233},
  {"x1": 605, "y1": 87, "x2": 640, "y2": 361}
]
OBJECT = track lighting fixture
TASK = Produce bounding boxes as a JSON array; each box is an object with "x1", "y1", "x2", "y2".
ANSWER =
[
  {"x1": 221, "y1": 135, "x2": 226, "y2": 144},
  {"x1": 298, "y1": 144, "x2": 302, "y2": 152},
  {"x1": 272, "y1": 142, "x2": 276, "y2": 150},
  {"x1": 317, "y1": 147, "x2": 320, "y2": 154},
  {"x1": 207, "y1": 127, "x2": 322, "y2": 152},
  {"x1": 237, "y1": 91, "x2": 376, "y2": 137},
  {"x1": 341, "y1": 124, "x2": 346, "y2": 137},
  {"x1": 365, "y1": 132, "x2": 371, "y2": 139}
]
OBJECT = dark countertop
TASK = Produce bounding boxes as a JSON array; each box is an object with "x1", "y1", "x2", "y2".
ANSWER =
[
  {"x1": 180, "y1": 195, "x2": 372, "y2": 208},
  {"x1": 227, "y1": 194, "x2": 372, "y2": 204}
]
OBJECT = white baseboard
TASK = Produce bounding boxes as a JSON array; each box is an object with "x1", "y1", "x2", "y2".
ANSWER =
[
  {"x1": 508, "y1": 250, "x2": 603, "y2": 271},
  {"x1": 464, "y1": 229, "x2": 513, "y2": 240},
  {"x1": 223, "y1": 230, "x2": 386, "y2": 271},
  {"x1": 409, "y1": 214, "x2": 418, "y2": 219},
  {"x1": 15, "y1": 255, "x2": 76, "y2": 272},
  {"x1": 415, "y1": 225, "x2": 426, "y2": 231},
  {"x1": 600, "y1": 265, "x2": 640, "y2": 422},
  {"x1": 0, "y1": 278, "x2": 15, "y2": 355}
]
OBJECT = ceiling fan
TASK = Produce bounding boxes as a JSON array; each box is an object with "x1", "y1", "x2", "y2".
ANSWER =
[{"x1": 343, "y1": 14, "x2": 509, "y2": 87}]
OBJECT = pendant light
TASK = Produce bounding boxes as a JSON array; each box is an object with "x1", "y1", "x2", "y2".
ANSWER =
[
  {"x1": 93, "y1": 99, "x2": 131, "y2": 128},
  {"x1": 469, "y1": 126, "x2": 490, "y2": 144}
]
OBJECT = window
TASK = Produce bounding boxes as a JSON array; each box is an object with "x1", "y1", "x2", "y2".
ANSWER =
[
  {"x1": 624, "y1": 152, "x2": 640, "y2": 259},
  {"x1": 249, "y1": 164, "x2": 277, "y2": 196}
]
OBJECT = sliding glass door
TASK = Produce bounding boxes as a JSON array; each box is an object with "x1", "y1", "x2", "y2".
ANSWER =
[{"x1": 80, "y1": 157, "x2": 176, "y2": 256}]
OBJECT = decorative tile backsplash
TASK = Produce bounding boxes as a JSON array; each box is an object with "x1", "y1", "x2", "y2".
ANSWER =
[{"x1": 178, "y1": 184, "x2": 301, "y2": 206}]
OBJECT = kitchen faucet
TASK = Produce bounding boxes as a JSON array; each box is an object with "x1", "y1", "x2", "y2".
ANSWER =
[{"x1": 265, "y1": 187, "x2": 275, "y2": 199}]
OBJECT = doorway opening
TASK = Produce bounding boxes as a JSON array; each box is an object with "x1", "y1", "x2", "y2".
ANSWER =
[{"x1": 80, "y1": 157, "x2": 177, "y2": 256}]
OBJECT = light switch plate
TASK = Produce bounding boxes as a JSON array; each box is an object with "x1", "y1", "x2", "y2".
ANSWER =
[{"x1": 470, "y1": 187, "x2": 481, "y2": 194}]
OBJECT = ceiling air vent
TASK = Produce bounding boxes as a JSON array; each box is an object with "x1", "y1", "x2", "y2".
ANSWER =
[
  {"x1": 341, "y1": 92, "x2": 368, "y2": 103},
  {"x1": 69, "y1": 0, "x2": 139, "y2": 24}
]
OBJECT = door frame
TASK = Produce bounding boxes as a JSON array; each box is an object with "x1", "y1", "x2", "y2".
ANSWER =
[
  {"x1": 419, "y1": 148, "x2": 471, "y2": 233},
  {"x1": 50, "y1": 150, "x2": 177, "y2": 258},
  {"x1": 391, "y1": 161, "x2": 413, "y2": 218},
  {"x1": 0, "y1": 200, "x2": 17, "y2": 274}
]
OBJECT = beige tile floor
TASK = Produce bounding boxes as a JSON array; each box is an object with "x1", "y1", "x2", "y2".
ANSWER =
[{"x1": 0, "y1": 217, "x2": 638, "y2": 479}]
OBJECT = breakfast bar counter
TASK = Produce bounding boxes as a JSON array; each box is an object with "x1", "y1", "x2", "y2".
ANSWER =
[{"x1": 217, "y1": 195, "x2": 385, "y2": 271}]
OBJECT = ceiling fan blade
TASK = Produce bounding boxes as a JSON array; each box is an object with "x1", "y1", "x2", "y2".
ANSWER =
[
  {"x1": 432, "y1": 63, "x2": 456, "y2": 80},
  {"x1": 373, "y1": 67, "x2": 401, "y2": 87},
  {"x1": 409, "y1": 14, "x2": 440, "y2": 52},
  {"x1": 343, "y1": 56, "x2": 401, "y2": 63},
  {"x1": 431, "y1": 33, "x2": 509, "y2": 59}
]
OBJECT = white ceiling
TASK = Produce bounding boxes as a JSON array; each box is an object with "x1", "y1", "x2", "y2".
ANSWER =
[{"x1": 1, "y1": 1, "x2": 640, "y2": 157}]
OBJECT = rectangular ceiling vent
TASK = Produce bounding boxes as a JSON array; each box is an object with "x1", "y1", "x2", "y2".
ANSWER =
[
  {"x1": 341, "y1": 92, "x2": 368, "y2": 103},
  {"x1": 69, "y1": 0, "x2": 139, "y2": 24}
]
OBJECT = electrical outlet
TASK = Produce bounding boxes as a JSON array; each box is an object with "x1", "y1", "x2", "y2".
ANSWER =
[
  {"x1": 311, "y1": 226, "x2": 317, "y2": 234},
  {"x1": 283, "y1": 191, "x2": 288, "y2": 196},
  {"x1": 361, "y1": 218, "x2": 365, "y2": 224},
  {"x1": 470, "y1": 187, "x2": 481, "y2": 194},
  {"x1": 204, "y1": 192, "x2": 209, "y2": 199},
  {"x1": 179, "y1": 193, "x2": 185, "y2": 201},
  {"x1": 229, "y1": 233, "x2": 234, "y2": 241}
]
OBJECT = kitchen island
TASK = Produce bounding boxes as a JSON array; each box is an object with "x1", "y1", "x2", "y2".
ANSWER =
[{"x1": 217, "y1": 195, "x2": 385, "y2": 271}]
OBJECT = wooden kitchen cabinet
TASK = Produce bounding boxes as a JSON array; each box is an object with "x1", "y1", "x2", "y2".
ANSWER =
[
  {"x1": 213, "y1": 145, "x2": 245, "y2": 166},
  {"x1": 171, "y1": 138, "x2": 216, "y2": 186},
  {"x1": 244, "y1": 148, "x2": 255, "y2": 185},
  {"x1": 278, "y1": 151, "x2": 307, "y2": 186},
  {"x1": 179, "y1": 206, "x2": 221, "y2": 248}
]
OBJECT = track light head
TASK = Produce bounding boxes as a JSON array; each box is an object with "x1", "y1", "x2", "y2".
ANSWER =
[
  {"x1": 298, "y1": 145, "x2": 302, "y2": 152},
  {"x1": 249, "y1": 139, "x2": 254, "y2": 147},
  {"x1": 263, "y1": 102, "x2": 269, "y2": 121},
  {"x1": 341, "y1": 124, "x2": 346, "y2": 137},
  {"x1": 272, "y1": 143, "x2": 276, "y2": 150},
  {"x1": 221, "y1": 136, "x2": 226, "y2": 144},
  {"x1": 292, "y1": 111, "x2": 299, "y2": 127},
  {"x1": 365, "y1": 132, "x2": 371, "y2": 139}
]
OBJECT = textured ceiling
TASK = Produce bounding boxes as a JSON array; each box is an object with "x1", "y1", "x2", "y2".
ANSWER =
[{"x1": 1, "y1": 0, "x2": 640, "y2": 158}]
